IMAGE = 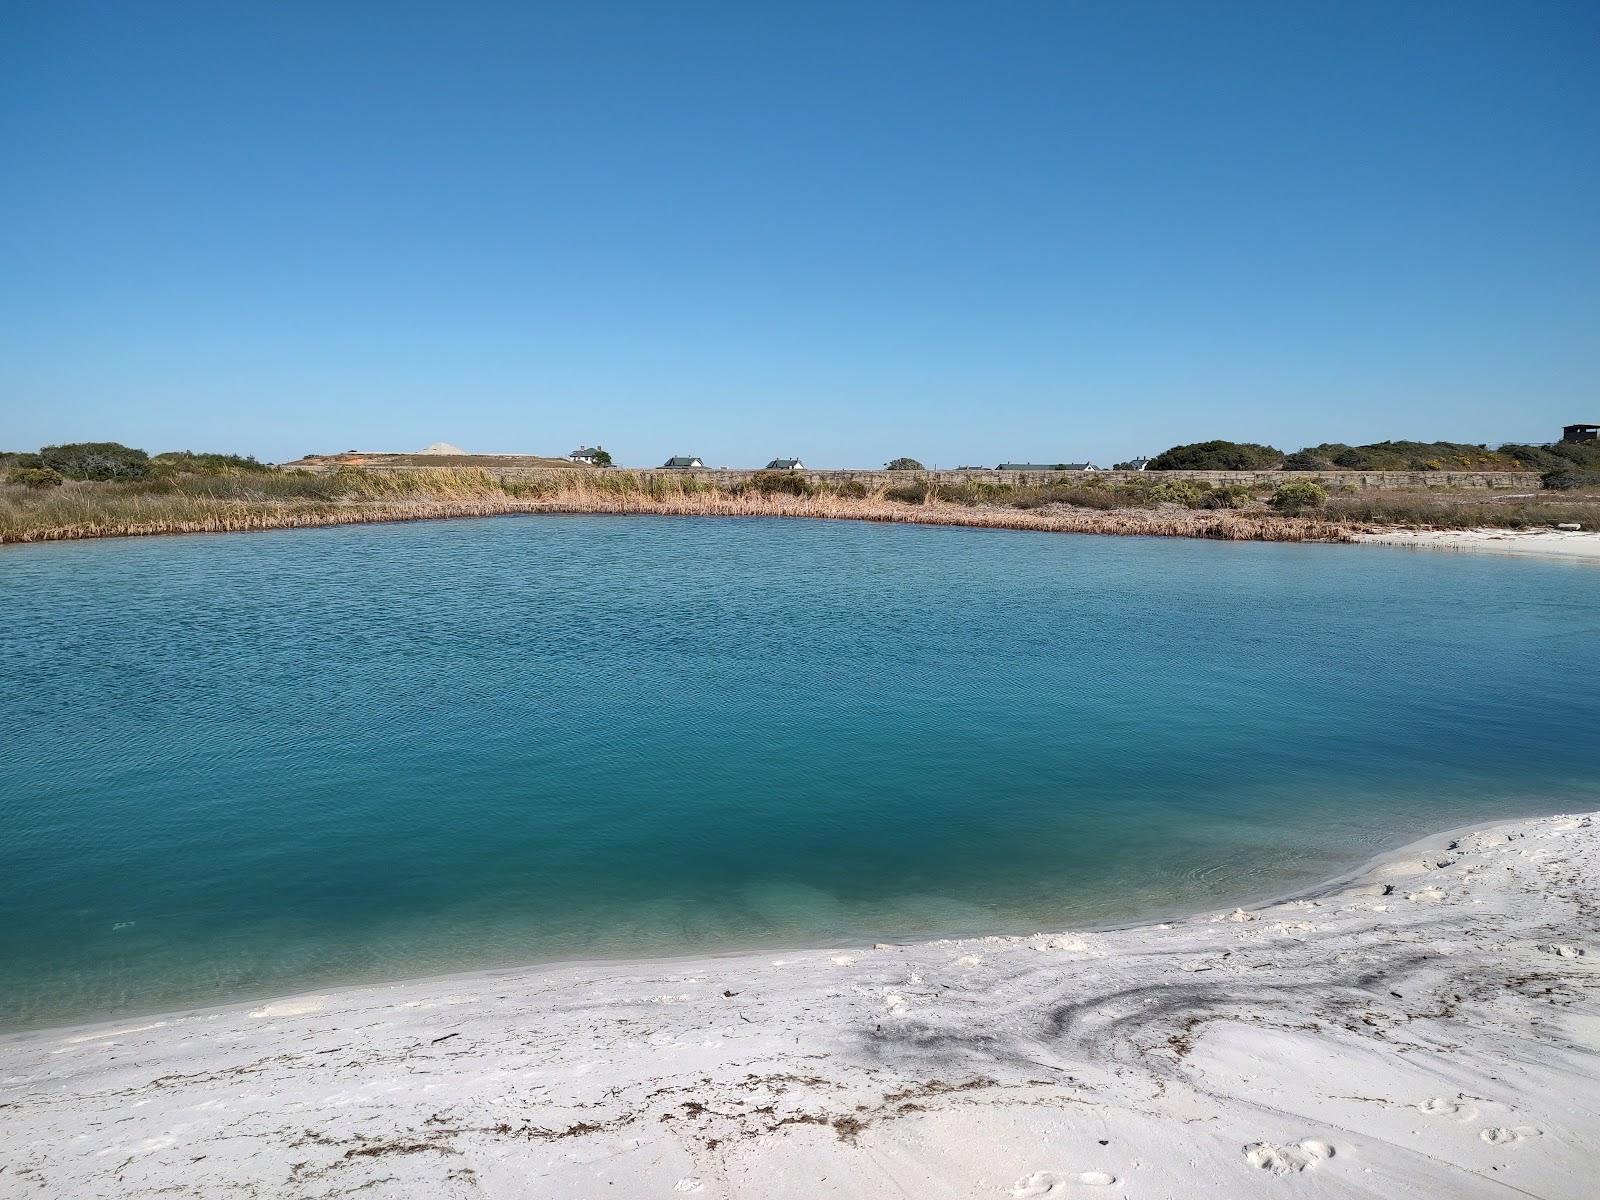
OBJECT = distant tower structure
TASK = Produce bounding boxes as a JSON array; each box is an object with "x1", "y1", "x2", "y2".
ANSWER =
[{"x1": 1561, "y1": 423, "x2": 1599, "y2": 444}]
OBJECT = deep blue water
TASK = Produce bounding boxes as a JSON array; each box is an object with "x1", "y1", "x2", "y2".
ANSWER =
[{"x1": 2, "y1": 515, "x2": 1596, "y2": 1029}]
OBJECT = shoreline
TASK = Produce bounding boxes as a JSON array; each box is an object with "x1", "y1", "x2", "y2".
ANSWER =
[
  {"x1": 1, "y1": 493, "x2": 1358, "y2": 547},
  {"x1": 0, "y1": 812, "x2": 1510, "y2": 1041},
  {"x1": 7, "y1": 492, "x2": 1599, "y2": 557},
  {"x1": 1359, "y1": 526, "x2": 1600, "y2": 561},
  {"x1": 5, "y1": 808, "x2": 1595, "y2": 1198}
]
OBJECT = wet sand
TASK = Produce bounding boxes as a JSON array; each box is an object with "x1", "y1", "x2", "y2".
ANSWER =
[{"x1": 1, "y1": 811, "x2": 1595, "y2": 1198}]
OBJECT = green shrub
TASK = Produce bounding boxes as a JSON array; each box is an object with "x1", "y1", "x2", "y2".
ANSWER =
[
  {"x1": 1148, "y1": 479, "x2": 1209, "y2": 506},
  {"x1": 932, "y1": 480, "x2": 1006, "y2": 506},
  {"x1": 39, "y1": 442, "x2": 151, "y2": 480},
  {"x1": 1297, "y1": 440, "x2": 1524, "y2": 471},
  {"x1": 883, "y1": 482, "x2": 929, "y2": 503},
  {"x1": 1054, "y1": 487, "x2": 1121, "y2": 510},
  {"x1": 1544, "y1": 468, "x2": 1600, "y2": 491},
  {"x1": 885, "y1": 457, "x2": 924, "y2": 471},
  {"x1": 1198, "y1": 484, "x2": 1254, "y2": 509},
  {"x1": 151, "y1": 450, "x2": 271, "y2": 475},
  {"x1": 1006, "y1": 488, "x2": 1053, "y2": 510},
  {"x1": 747, "y1": 470, "x2": 813, "y2": 497},
  {"x1": 1270, "y1": 481, "x2": 1329, "y2": 512},
  {"x1": 834, "y1": 480, "x2": 869, "y2": 498},
  {"x1": 1282, "y1": 450, "x2": 1333, "y2": 471},
  {"x1": 1148, "y1": 440, "x2": 1284, "y2": 470},
  {"x1": 7, "y1": 466, "x2": 63, "y2": 489},
  {"x1": 1499, "y1": 441, "x2": 1600, "y2": 473}
]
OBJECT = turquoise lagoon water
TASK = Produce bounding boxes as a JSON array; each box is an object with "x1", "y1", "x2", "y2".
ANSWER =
[{"x1": 2, "y1": 515, "x2": 1597, "y2": 1029}]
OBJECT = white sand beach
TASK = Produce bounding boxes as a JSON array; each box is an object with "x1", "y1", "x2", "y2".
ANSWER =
[
  {"x1": 1, "y1": 811, "x2": 1595, "y2": 1199},
  {"x1": 1360, "y1": 527, "x2": 1600, "y2": 561}
]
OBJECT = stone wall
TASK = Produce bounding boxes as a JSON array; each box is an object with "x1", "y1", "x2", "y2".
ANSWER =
[{"x1": 304, "y1": 463, "x2": 1544, "y2": 491}]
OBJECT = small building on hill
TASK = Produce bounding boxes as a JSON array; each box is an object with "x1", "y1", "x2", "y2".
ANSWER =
[
  {"x1": 1562, "y1": 424, "x2": 1599, "y2": 444},
  {"x1": 997, "y1": 461, "x2": 1098, "y2": 471},
  {"x1": 568, "y1": 446, "x2": 607, "y2": 465},
  {"x1": 1121, "y1": 457, "x2": 1151, "y2": 471},
  {"x1": 764, "y1": 457, "x2": 804, "y2": 470},
  {"x1": 662, "y1": 455, "x2": 704, "y2": 468}
]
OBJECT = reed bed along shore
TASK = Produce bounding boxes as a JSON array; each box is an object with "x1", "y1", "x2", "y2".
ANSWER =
[{"x1": 0, "y1": 467, "x2": 1363, "y2": 545}]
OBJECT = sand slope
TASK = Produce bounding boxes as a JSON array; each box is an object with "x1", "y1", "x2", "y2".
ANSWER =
[
  {"x1": 1360, "y1": 527, "x2": 1600, "y2": 560},
  {"x1": 1, "y1": 812, "x2": 1596, "y2": 1199}
]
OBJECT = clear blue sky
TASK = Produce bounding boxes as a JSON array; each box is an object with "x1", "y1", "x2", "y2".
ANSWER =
[{"x1": 2, "y1": 1, "x2": 1595, "y2": 467}]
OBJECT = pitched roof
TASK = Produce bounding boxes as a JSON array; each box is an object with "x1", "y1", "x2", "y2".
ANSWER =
[
  {"x1": 662, "y1": 456, "x2": 702, "y2": 467},
  {"x1": 764, "y1": 458, "x2": 802, "y2": 469}
]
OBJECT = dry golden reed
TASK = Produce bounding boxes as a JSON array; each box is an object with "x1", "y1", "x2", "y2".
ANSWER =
[{"x1": 0, "y1": 468, "x2": 1358, "y2": 546}]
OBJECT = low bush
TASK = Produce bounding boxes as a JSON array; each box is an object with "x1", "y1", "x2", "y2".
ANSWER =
[
  {"x1": 1500, "y1": 441, "x2": 1600, "y2": 473},
  {"x1": 1270, "y1": 481, "x2": 1329, "y2": 512},
  {"x1": 151, "y1": 451, "x2": 271, "y2": 475},
  {"x1": 1198, "y1": 484, "x2": 1254, "y2": 509},
  {"x1": 1148, "y1": 440, "x2": 1284, "y2": 470},
  {"x1": 1148, "y1": 479, "x2": 1209, "y2": 506},
  {"x1": 745, "y1": 470, "x2": 814, "y2": 497},
  {"x1": 1282, "y1": 450, "x2": 1333, "y2": 471},
  {"x1": 1543, "y1": 469, "x2": 1600, "y2": 491},
  {"x1": 1054, "y1": 487, "x2": 1122, "y2": 510},
  {"x1": 40, "y1": 442, "x2": 150, "y2": 480},
  {"x1": 7, "y1": 466, "x2": 63, "y2": 489},
  {"x1": 883, "y1": 482, "x2": 929, "y2": 503}
]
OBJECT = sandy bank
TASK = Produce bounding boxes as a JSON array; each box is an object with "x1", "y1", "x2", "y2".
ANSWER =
[
  {"x1": 1360, "y1": 526, "x2": 1600, "y2": 561},
  {"x1": 2, "y1": 811, "x2": 1596, "y2": 1198}
]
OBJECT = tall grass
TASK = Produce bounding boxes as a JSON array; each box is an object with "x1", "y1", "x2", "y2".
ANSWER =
[
  {"x1": 9, "y1": 465, "x2": 1592, "y2": 546},
  {"x1": 31, "y1": 466, "x2": 1589, "y2": 544},
  {"x1": 0, "y1": 469, "x2": 1361, "y2": 545},
  {"x1": 1324, "y1": 492, "x2": 1600, "y2": 530}
]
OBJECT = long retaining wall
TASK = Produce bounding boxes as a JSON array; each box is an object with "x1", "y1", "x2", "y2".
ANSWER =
[{"x1": 296, "y1": 462, "x2": 1544, "y2": 491}]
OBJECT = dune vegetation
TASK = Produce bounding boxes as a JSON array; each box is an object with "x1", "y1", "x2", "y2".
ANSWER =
[
  {"x1": 4, "y1": 439, "x2": 1598, "y2": 546},
  {"x1": 1148, "y1": 435, "x2": 1600, "y2": 480},
  {"x1": 0, "y1": 463, "x2": 1366, "y2": 545},
  {"x1": 5, "y1": 444, "x2": 1599, "y2": 546}
]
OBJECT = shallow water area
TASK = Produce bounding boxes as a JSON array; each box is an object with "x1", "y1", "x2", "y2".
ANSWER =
[{"x1": 2, "y1": 514, "x2": 1596, "y2": 1029}]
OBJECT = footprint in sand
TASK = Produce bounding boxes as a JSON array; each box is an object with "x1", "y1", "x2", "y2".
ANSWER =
[
  {"x1": 1481, "y1": 1126, "x2": 1541, "y2": 1147},
  {"x1": 1008, "y1": 1170, "x2": 1117, "y2": 1196},
  {"x1": 1245, "y1": 1139, "x2": 1335, "y2": 1175},
  {"x1": 248, "y1": 996, "x2": 326, "y2": 1019},
  {"x1": 1536, "y1": 943, "x2": 1585, "y2": 958},
  {"x1": 1009, "y1": 1171, "x2": 1065, "y2": 1197},
  {"x1": 1211, "y1": 908, "x2": 1256, "y2": 924},
  {"x1": 1419, "y1": 1097, "x2": 1478, "y2": 1122},
  {"x1": 1405, "y1": 887, "x2": 1447, "y2": 903}
]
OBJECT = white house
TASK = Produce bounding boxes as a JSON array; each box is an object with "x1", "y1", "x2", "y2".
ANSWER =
[
  {"x1": 568, "y1": 446, "x2": 607, "y2": 465},
  {"x1": 662, "y1": 456, "x2": 704, "y2": 468},
  {"x1": 764, "y1": 457, "x2": 804, "y2": 470}
]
